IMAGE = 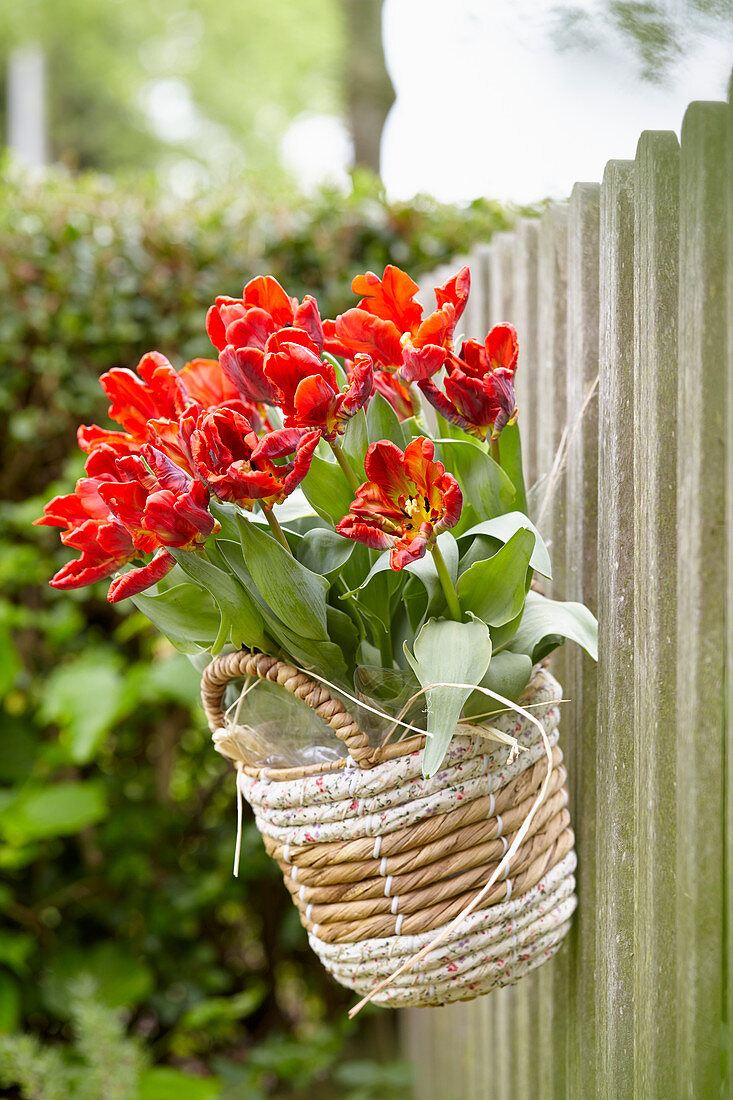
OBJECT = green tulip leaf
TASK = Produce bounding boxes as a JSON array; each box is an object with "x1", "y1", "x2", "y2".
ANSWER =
[
  {"x1": 301, "y1": 451, "x2": 355, "y2": 526},
  {"x1": 236, "y1": 516, "x2": 330, "y2": 640},
  {"x1": 462, "y1": 651, "x2": 534, "y2": 721},
  {"x1": 404, "y1": 615, "x2": 492, "y2": 777},
  {"x1": 510, "y1": 590, "x2": 599, "y2": 662},
  {"x1": 496, "y1": 423, "x2": 529, "y2": 515},
  {"x1": 296, "y1": 527, "x2": 355, "y2": 577},
  {"x1": 458, "y1": 510, "x2": 552, "y2": 578},
  {"x1": 435, "y1": 438, "x2": 516, "y2": 529},
  {"x1": 366, "y1": 391, "x2": 408, "y2": 448},
  {"x1": 131, "y1": 583, "x2": 221, "y2": 654},
  {"x1": 171, "y1": 549, "x2": 267, "y2": 653},
  {"x1": 456, "y1": 527, "x2": 535, "y2": 626}
]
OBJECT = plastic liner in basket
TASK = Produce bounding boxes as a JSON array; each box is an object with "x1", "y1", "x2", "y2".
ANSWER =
[{"x1": 215, "y1": 664, "x2": 428, "y2": 769}]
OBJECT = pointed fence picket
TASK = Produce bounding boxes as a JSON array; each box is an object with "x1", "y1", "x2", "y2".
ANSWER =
[{"x1": 402, "y1": 76, "x2": 732, "y2": 1096}]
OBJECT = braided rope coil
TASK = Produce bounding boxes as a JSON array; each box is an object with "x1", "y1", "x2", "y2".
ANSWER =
[{"x1": 202, "y1": 652, "x2": 576, "y2": 1006}]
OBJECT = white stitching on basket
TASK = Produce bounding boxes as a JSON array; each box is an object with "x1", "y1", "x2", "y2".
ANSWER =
[
  {"x1": 500, "y1": 836, "x2": 508, "y2": 856},
  {"x1": 391, "y1": 896, "x2": 399, "y2": 915},
  {"x1": 379, "y1": 856, "x2": 387, "y2": 877},
  {"x1": 299, "y1": 885, "x2": 306, "y2": 901},
  {"x1": 291, "y1": 865, "x2": 298, "y2": 882},
  {"x1": 306, "y1": 903, "x2": 313, "y2": 921},
  {"x1": 487, "y1": 792, "x2": 495, "y2": 817},
  {"x1": 495, "y1": 813, "x2": 503, "y2": 836},
  {"x1": 505, "y1": 880, "x2": 512, "y2": 901},
  {"x1": 384, "y1": 875, "x2": 393, "y2": 898},
  {"x1": 282, "y1": 843, "x2": 291, "y2": 864},
  {"x1": 373, "y1": 836, "x2": 381, "y2": 860},
  {"x1": 394, "y1": 914, "x2": 404, "y2": 935}
]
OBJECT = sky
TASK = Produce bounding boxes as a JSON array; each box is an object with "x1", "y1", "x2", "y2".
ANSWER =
[{"x1": 284, "y1": 0, "x2": 733, "y2": 205}]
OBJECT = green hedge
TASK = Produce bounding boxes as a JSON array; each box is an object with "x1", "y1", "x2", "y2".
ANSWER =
[{"x1": 0, "y1": 160, "x2": 516, "y2": 1095}]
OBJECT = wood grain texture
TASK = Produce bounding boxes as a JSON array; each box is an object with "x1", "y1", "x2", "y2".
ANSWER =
[
  {"x1": 632, "y1": 128, "x2": 680, "y2": 1098},
  {"x1": 466, "y1": 243, "x2": 491, "y2": 339},
  {"x1": 675, "y1": 100, "x2": 728, "y2": 1098},
  {"x1": 404, "y1": 85, "x2": 729, "y2": 1095},
  {"x1": 564, "y1": 180, "x2": 601, "y2": 1100},
  {"x1": 727, "y1": 71, "x2": 733, "y2": 1100},
  {"x1": 536, "y1": 202, "x2": 569, "y2": 566},
  {"x1": 513, "y1": 219, "x2": 540, "y2": 486},
  {"x1": 596, "y1": 159, "x2": 636, "y2": 1098}
]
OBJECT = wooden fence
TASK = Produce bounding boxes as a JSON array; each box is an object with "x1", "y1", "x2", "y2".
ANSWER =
[{"x1": 403, "y1": 76, "x2": 732, "y2": 1097}]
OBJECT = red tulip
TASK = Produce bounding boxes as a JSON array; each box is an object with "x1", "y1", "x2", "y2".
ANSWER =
[
  {"x1": 100, "y1": 352, "x2": 188, "y2": 437},
  {"x1": 190, "y1": 407, "x2": 320, "y2": 510},
  {"x1": 333, "y1": 264, "x2": 470, "y2": 383},
  {"x1": 336, "y1": 437, "x2": 463, "y2": 570},
  {"x1": 419, "y1": 323, "x2": 519, "y2": 440},
  {"x1": 36, "y1": 442, "x2": 217, "y2": 603},
  {"x1": 263, "y1": 333, "x2": 373, "y2": 441},
  {"x1": 93, "y1": 351, "x2": 265, "y2": 476},
  {"x1": 207, "y1": 276, "x2": 326, "y2": 407},
  {"x1": 35, "y1": 476, "x2": 142, "y2": 591}
]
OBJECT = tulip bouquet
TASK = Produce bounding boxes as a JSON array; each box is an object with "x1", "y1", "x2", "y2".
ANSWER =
[{"x1": 38, "y1": 264, "x2": 596, "y2": 777}]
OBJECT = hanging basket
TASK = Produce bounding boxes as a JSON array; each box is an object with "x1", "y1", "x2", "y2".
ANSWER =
[{"x1": 201, "y1": 650, "x2": 577, "y2": 1008}]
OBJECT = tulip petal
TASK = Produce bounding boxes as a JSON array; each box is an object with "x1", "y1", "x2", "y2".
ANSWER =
[
  {"x1": 220, "y1": 345, "x2": 278, "y2": 405},
  {"x1": 335, "y1": 515, "x2": 394, "y2": 551},
  {"x1": 243, "y1": 275, "x2": 295, "y2": 328},
  {"x1": 485, "y1": 323, "x2": 519, "y2": 374},
  {"x1": 399, "y1": 342, "x2": 447, "y2": 383},
  {"x1": 335, "y1": 309, "x2": 403, "y2": 367},
  {"x1": 352, "y1": 265, "x2": 422, "y2": 333},
  {"x1": 107, "y1": 549, "x2": 176, "y2": 603},
  {"x1": 435, "y1": 266, "x2": 470, "y2": 327}
]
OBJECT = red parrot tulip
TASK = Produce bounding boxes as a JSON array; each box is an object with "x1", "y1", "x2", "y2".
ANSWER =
[
  {"x1": 35, "y1": 476, "x2": 142, "y2": 591},
  {"x1": 36, "y1": 442, "x2": 217, "y2": 603},
  {"x1": 190, "y1": 407, "x2": 320, "y2": 510},
  {"x1": 333, "y1": 264, "x2": 470, "y2": 383},
  {"x1": 207, "y1": 275, "x2": 326, "y2": 407},
  {"x1": 419, "y1": 323, "x2": 519, "y2": 440},
  {"x1": 263, "y1": 333, "x2": 373, "y2": 441},
  {"x1": 336, "y1": 436, "x2": 463, "y2": 570}
]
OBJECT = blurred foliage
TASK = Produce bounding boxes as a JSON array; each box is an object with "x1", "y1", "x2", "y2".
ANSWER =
[
  {"x1": 0, "y1": 980, "x2": 411, "y2": 1098},
  {"x1": 0, "y1": 0, "x2": 344, "y2": 179},
  {"x1": 0, "y1": 159, "x2": 519, "y2": 1092},
  {"x1": 550, "y1": 0, "x2": 733, "y2": 83}
]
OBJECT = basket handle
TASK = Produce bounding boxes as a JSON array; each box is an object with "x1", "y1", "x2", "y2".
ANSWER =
[{"x1": 200, "y1": 649, "x2": 379, "y2": 769}]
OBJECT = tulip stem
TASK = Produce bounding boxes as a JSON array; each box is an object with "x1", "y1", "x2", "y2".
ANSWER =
[
  {"x1": 490, "y1": 436, "x2": 501, "y2": 465},
  {"x1": 262, "y1": 506, "x2": 292, "y2": 554},
  {"x1": 431, "y1": 543, "x2": 463, "y2": 622},
  {"x1": 329, "y1": 440, "x2": 361, "y2": 495}
]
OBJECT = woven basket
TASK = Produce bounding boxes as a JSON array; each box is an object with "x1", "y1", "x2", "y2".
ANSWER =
[{"x1": 201, "y1": 651, "x2": 577, "y2": 1008}]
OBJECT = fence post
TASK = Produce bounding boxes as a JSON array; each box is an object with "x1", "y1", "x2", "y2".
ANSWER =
[
  {"x1": 564, "y1": 180, "x2": 600, "y2": 1099},
  {"x1": 513, "y1": 220, "x2": 540, "y2": 485},
  {"x1": 632, "y1": 128, "x2": 680, "y2": 1096},
  {"x1": 675, "y1": 99, "x2": 728, "y2": 1097},
  {"x1": 727, "y1": 72, "x2": 733, "y2": 1100},
  {"x1": 596, "y1": 159, "x2": 636, "y2": 1097}
]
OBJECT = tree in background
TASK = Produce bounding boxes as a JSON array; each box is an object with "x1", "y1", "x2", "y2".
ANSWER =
[
  {"x1": 0, "y1": 0, "x2": 396, "y2": 182},
  {"x1": 341, "y1": 0, "x2": 394, "y2": 175}
]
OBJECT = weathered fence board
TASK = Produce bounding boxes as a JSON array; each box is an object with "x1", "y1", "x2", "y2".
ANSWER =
[
  {"x1": 513, "y1": 219, "x2": 540, "y2": 486},
  {"x1": 404, "y1": 77, "x2": 732, "y2": 1096},
  {"x1": 563, "y1": 180, "x2": 600, "y2": 1100},
  {"x1": 675, "y1": 99, "x2": 728, "y2": 1098},
  {"x1": 596, "y1": 158, "x2": 636, "y2": 1100},
  {"x1": 632, "y1": 128, "x2": 680, "y2": 1099},
  {"x1": 727, "y1": 72, "x2": 733, "y2": 1096}
]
